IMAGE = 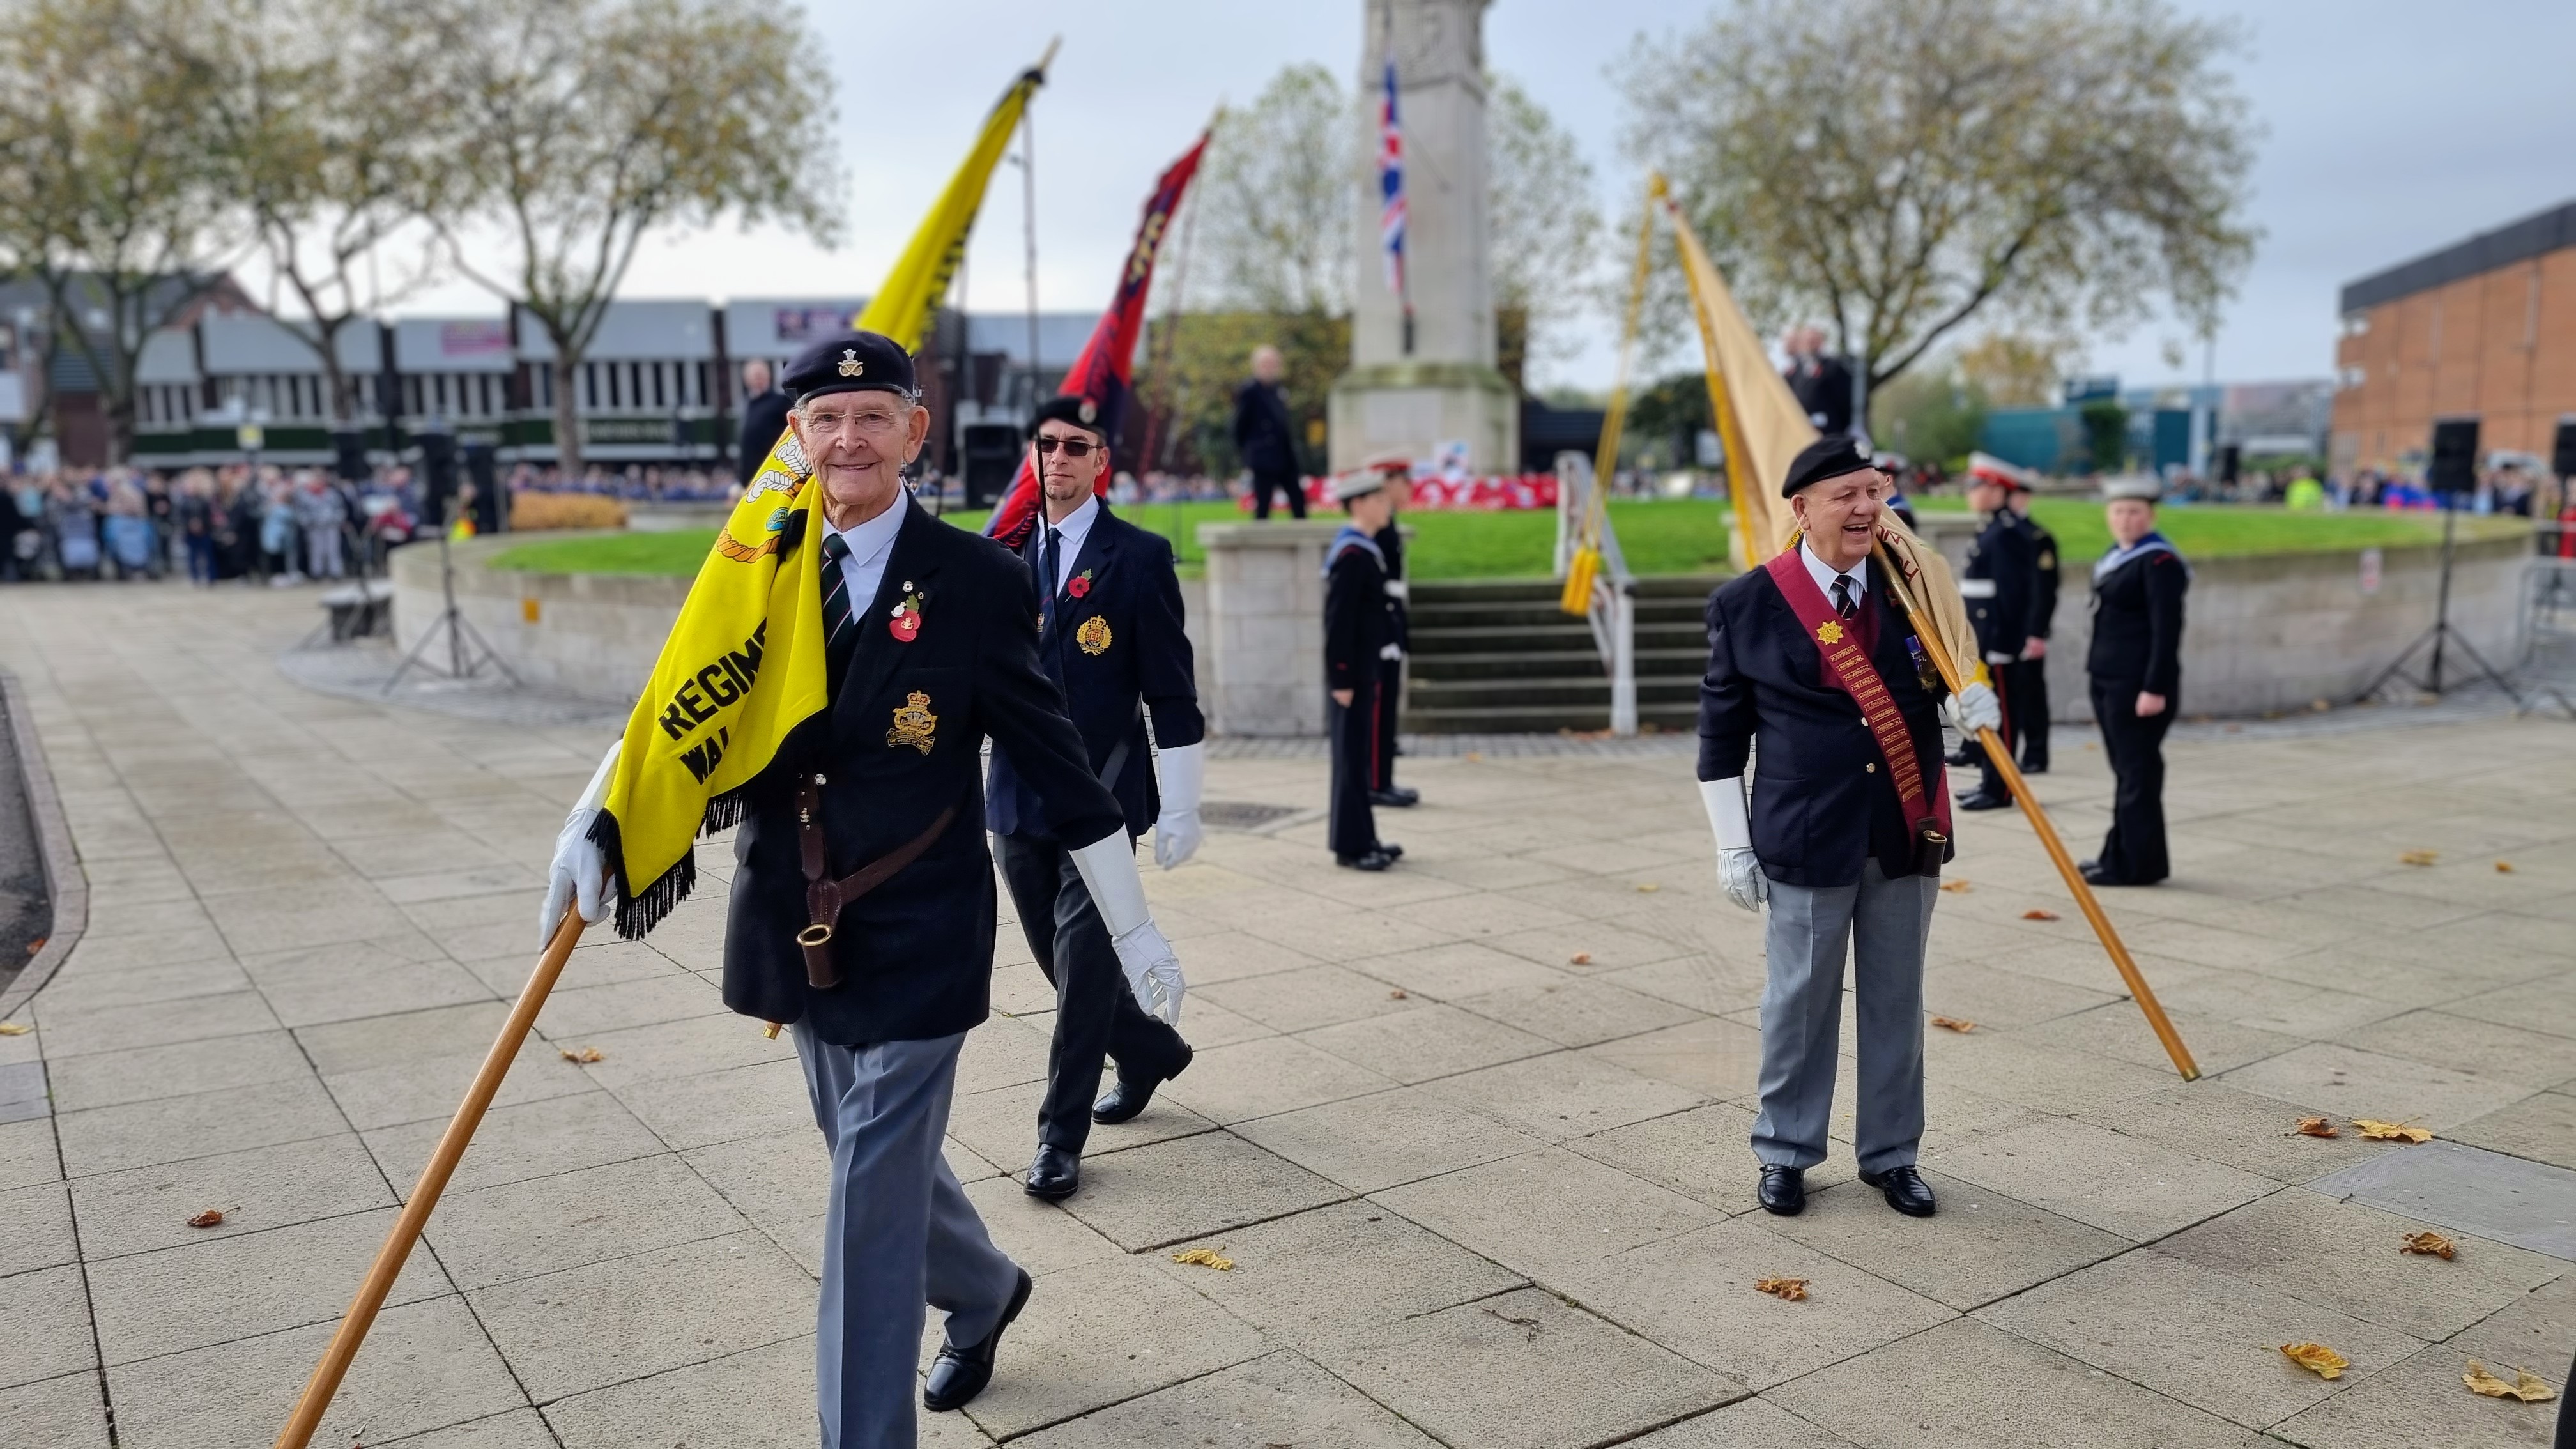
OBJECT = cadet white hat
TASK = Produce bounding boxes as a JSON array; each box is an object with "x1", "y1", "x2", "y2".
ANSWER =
[
  {"x1": 2100, "y1": 475, "x2": 2163, "y2": 502},
  {"x1": 1329, "y1": 470, "x2": 1390, "y2": 503}
]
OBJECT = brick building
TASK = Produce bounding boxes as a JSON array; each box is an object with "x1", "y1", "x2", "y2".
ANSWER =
[{"x1": 2331, "y1": 198, "x2": 2576, "y2": 475}]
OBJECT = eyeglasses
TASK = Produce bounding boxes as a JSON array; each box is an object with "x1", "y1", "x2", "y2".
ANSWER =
[
  {"x1": 1032, "y1": 435, "x2": 1100, "y2": 458},
  {"x1": 801, "y1": 406, "x2": 903, "y2": 436}
]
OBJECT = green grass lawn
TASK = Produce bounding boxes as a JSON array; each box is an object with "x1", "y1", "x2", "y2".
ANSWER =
[{"x1": 487, "y1": 495, "x2": 2517, "y2": 581}]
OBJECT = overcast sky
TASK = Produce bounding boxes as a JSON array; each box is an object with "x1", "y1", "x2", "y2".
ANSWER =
[{"x1": 381, "y1": 0, "x2": 2576, "y2": 394}]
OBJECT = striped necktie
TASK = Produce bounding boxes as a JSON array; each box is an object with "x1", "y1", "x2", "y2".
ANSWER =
[
  {"x1": 820, "y1": 531, "x2": 856, "y2": 691},
  {"x1": 1832, "y1": 574, "x2": 1857, "y2": 620}
]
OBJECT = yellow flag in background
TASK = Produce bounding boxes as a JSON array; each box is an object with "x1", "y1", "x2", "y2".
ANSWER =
[{"x1": 593, "y1": 50, "x2": 1053, "y2": 938}]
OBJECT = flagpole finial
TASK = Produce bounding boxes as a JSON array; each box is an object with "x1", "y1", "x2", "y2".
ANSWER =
[{"x1": 1031, "y1": 35, "x2": 1061, "y2": 79}]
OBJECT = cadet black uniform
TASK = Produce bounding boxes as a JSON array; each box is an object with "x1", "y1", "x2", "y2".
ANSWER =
[
  {"x1": 1370, "y1": 503, "x2": 1418, "y2": 807},
  {"x1": 2085, "y1": 505, "x2": 2188, "y2": 885},
  {"x1": 2011, "y1": 507, "x2": 2060, "y2": 772},
  {"x1": 1956, "y1": 505, "x2": 2044, "y2": 808},
  {"x1": 1324, "y1": 471, "x2": 1399, "y2": 869}
]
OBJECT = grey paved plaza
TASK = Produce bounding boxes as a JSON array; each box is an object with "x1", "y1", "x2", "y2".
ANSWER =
[{"x1": 1, "y1": 581, "x2": 2572, "y2": 1448}]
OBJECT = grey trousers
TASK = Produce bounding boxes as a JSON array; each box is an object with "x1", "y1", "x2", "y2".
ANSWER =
[
  {"x1": 792, "y1": 1025, "x2": 1022, "y2": 1449},
  {"x1": 1751, "y1": 861, "x2": 1940, "y2": 1175}
]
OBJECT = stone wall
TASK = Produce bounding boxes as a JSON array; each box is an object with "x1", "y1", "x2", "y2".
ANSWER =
[
  {"x1": 1908, "y1": 514, "x2": 2531, "y2": 719},
  {"x1": 1197, "y1": 522, "x2": 1340, "y2": 737}
]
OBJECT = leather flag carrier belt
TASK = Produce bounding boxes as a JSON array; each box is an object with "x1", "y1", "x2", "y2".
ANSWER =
[{"x1": 793, "y1": 773, "x2": 960, "y2": 989}]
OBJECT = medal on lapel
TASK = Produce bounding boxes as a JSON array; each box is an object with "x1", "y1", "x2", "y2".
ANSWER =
[
  {"x1": 889, "y1": 583, "x2": 923, "y2": 643},
  {"x1": 1075, "y1": 615, "x2": 1112, "y2": 656},
  {"x1": 887, "y1": 690, "x2": 937, "y2": 753},
  {"x1": 1068, "y1": 567, "x2": 1094, "y2": 600}
]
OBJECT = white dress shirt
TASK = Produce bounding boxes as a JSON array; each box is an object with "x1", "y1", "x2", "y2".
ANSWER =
[
  {"x1": 824, "y1": 493, "x2": 909, "y2": 617},
  {"x1": 1798, "y1": 535, "x2": 1867, "y2": 611},
  {"x1": 1037, "y1": 493, "x2": 1100, "y2": 596}
]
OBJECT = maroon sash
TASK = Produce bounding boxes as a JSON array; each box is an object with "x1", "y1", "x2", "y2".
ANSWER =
[{"x1": 1764, "y1": 549, "x2": 1951, "y2": 870}]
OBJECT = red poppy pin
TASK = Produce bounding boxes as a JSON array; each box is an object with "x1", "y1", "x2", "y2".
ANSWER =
[
  {"x1": 888, "y1": 586, "x2": 923, "y2": 643},
  {"x1": 1068, "y1": 568, "x2": 1093, "y2": 600}
]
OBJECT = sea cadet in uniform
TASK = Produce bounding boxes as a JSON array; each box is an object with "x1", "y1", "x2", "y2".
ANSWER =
[
  {"x1": 545, "y1": 333, "x2": 1188, "y2": 1447},
  {"x1": 2006, "y1": 484, "x2": 2060, "y2": 772},
  {"x1": 1324, "y1": 468, "x2": 1403, "y2": 870},
  {"x1": 2083, "y1": 477, "x2": 2188, "y2": 886},
  {"x1": 1365, "y1": 452, "x2": 1420, "y2": 809},
  {"x1": 1955, "y1": 456, "x2": 2046, "y2": 811},
  {"x1": 1697, "y1": 436, "x2": 2000, "y2": 1218},
  {"x1": 987, "y1": 394, "x2": 1204, "y2": 1200}
]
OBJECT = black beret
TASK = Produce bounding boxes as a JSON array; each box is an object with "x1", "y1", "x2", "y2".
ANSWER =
[
  {"x1": 780, "y1": 330, "x2": 914, "y2": 404},
  {"x1": 1780, "y1": 435, "x2": 1874, "y2": 498},
  {"x1": 1029, "y1": 394, "x2": 1108, "y2": 441}
]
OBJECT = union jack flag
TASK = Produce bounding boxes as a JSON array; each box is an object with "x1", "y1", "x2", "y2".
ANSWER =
[{"x1": 1377, "y1": 56, "x2": 1407, "y2": 302}]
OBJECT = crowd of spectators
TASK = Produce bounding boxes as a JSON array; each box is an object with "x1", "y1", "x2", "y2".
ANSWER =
[{"x1": 0, "y1": 466, "x2": 418, "y2": 585}]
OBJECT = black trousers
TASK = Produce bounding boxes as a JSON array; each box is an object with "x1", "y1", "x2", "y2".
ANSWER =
[
  {"x1": 2007, "y1": 658, "x2": 2050, "y2": 769},
  {"x1": 1972, "y1": 659, "x2": 2020, "y2": 799},
  {"x1": 2089, "y1": 678, "x2": 2172, "y2": 884},
  {"x1": 995, "y1": 832, "x2": 1190, "y2": 1154},
  {"x1": 1250, "y1": 466, "x2": 1307, "y2": 519},
  {"x1": 1327, "y1": 680, "x2": 1380, "y2": 858},
  {"x1": 1372, "y1": 656, "x2": 1403, "y2": 792}
]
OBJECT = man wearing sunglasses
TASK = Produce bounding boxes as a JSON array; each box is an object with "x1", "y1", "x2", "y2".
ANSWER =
[{"x1": 986, "y1": 394, "x2": 1205, "y2": 1202}]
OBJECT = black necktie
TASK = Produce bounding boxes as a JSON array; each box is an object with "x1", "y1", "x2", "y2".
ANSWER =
[
  {"x1": 1832, "y1": 574, "x2": 1857, "y2": 620},
  {"x1": 1039, "y1": 526, "x2": 1062, "y2": 636},
  {"x1": 820, "y1": 532, "x2": 856, "y2": 691}
]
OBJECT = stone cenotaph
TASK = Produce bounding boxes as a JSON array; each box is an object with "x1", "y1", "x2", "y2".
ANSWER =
[{"x1": 1327, "y1": 0, "x2": 1517, "y2": 475}]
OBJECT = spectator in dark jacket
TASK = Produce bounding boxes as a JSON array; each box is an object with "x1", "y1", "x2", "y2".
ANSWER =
[
  {"x1": 735, "y1": 358, "x2": 790, "y2": 483},
  {"x1": 1232, "y1": 345, "x2": 1304, "y2": 519}
]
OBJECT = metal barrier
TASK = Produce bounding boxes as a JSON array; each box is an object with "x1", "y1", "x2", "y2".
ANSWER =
[{"x1": 1552, "y1": 452, "x2": 1638, "y2": 735}]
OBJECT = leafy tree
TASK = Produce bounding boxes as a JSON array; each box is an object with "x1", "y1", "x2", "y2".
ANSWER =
[
  {"x1": 1869, "y1": 358, "x2": 1989, "y2": 468},
  {"x1": 422, "y1": 0, "x2": 840, "y2": 476},
  {"x1": 1620, "y1": 0, "x2": 2256, "y2": 419},
  {"x1": 1488, "y1": 74, "x2": 1602, "y2": 390},
  {"x1": 1191, "y1": 64, "x2": 1353, "y2": 318}
]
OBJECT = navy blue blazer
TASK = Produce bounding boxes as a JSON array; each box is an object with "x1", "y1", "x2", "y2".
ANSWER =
[
  {"x1": 721, "y1": 493, "x2": 1126, "y2": 1044},
  {"x1": 1696, "y1": 563, "x2": 1954, "y2": 887},
  {"x1": 987, "y1": 502, "x2": 1205, "y2": 842}
]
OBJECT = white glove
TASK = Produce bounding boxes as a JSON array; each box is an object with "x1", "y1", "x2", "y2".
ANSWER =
[
  {"x1": 1069, "y1": 829, "x2": 1185, "y2": 1024},
  {"x1": 1151, "y1": 741, "x2": 1205, "y2": 871},
  {"x1": 540, "y1": 741, "x2": 622, "y2": 944},
  {"x1": 1699, "y1": 776, "x2": 1767, "y2": 914},
  {"x1": 1950, "y1": 680, "x2": 2002, "y2": 737}
]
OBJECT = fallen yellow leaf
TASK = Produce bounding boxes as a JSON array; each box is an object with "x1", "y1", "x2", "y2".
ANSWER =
[
  {"x1": 0, "y1": 1022, "x2": 28, "y2": 1036},
  {"x1": 1389, "y1": 988, "x2": 1408, "y2": 1000},
  {"x1": 1929, "y1": 1016, "x2": 1976, "y2": 1033},
  {"x1": 1939, "y1": 879, "x2": 1972, "y2": 893},
  {"x1": 1568, "y1": 952, "x2": 1592, "y2": 965},
  {"x1": 1464, "y1": 751, "x2": 1484, "y2": 763},
  {"x1": 2494, "y1": 861, "x2": 2513, "y2": 873},
  {"x1": 560, "y1": 1046, "x2": 604, "y2": 1064},
  {"x1": 1754, "y1": 1276, "x2": 1808, "y2": 1301},
  {"x1": 2400, "y1": 1230, "x2": 2455, "y2": 1259},
  {"x1": 1171, "y1": 1247, "x2": 1234, "y2": 1270},
  {"x1": 2353, "y1": 1119, "x2": 2432, "y2": 1143},
  {"x1": 187, "y1": 1209, "x2": 224, "y2": 1229},
  {"x1": 2399, "y1": 850, "x2": 2438, "y2": 866},
  {"x1": 2294, "y1": 1116, "x2": 2339, "y2": 1138},
  {"x1": 2464, "y1": 1360, "x2": 2557, "y2": 1403},
  {"x1": 1635, "y1": 882, "x2": 1660, "y2": 893},
  {"x1": 2020, "y1": 908, "x2": 2059, "y2": 921},
  {"x1": 2281, "y1": 1342, "x2": 2349, "y2": 1379}
]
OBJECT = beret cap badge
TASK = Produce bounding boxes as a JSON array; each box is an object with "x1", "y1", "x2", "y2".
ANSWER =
[
  {"x1": 837, "y1": 349, "x2": 864, "y2": 378},
  {"x1": 1077, "y1": 398, "x2": 1096, "y2": 424}
]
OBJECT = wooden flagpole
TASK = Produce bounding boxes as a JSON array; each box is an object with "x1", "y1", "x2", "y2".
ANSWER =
[
  {"x1": 1870, "y1": 540, "x2": 2199, "y2": 1082},
  {"x1": 274, "y1": 910, "x2": 588, "y2": 1448}
]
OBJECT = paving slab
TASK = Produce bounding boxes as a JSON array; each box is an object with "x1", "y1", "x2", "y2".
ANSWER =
[
  {"x1": 1052, "y1": 1129, "x2": 1347, "y2": 1252},
  {"x1": 1372, "y1": 1146, "x2": 1722, "y2": 1280},
  {"x1": 2308, "y1": 1139, "x2": 2576, "y2": 1261},
  {"x1": 1011, "y1": 1348, "x2": 1444, "y2": 1448},
  {"x1": 1767, "y1": 1170, "x2": 2130, "y2": 1310},
  {"x1": 1230, "y1": 1084, "x2": 1545, "y2": 1193},
  {"x1": 957, "y1": 1256, "x2": 1272, "y2": 1441},
  {"x1": 2448, "y1": 1089, "x2": 2576, "y2": 1170},
  {"x1": 540, "y1": 1335, "x2": 819, "y2": 1449},
  {"x1": 1620, "y1": 1397, "x2": 1864, "y2": 1448},
  {"x1": 466, "y1": 1230, "x2": 814, "y2": 1402},
  {"x1": 1935, "y1": 1116, "x2": 2277, "y2": 1241}
]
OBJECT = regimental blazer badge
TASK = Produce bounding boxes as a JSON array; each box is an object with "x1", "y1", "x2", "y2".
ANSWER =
[
  {"x1": 887, "y1": 691, "x2": 937, "y2": 753},
  {"x1": 1814, "y1": 620, "x2": 1845, "y2": 645},
  {"x1": 1075, "y1": 615, "x2": 1112, "y2": 656}
]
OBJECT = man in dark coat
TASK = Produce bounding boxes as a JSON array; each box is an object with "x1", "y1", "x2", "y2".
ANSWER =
[
  {"x1": 1324, "y1": 468, "x2": 1400, "y2": 869},
  {"x1": 987, "y1": 393, "x2": 1205, "y2": 1200},
  {"x1": 1232, "y1": 344, "x2": 1305, "y2": 519},
  {"x1": 736, "y1": 358, "x2": 791, "y2": 483},
  {"x1": 1782, "y1": 325, "x2": 1855, "y2": 437},
  {"x1": 1363, "y1": 453, "x2": 1420, "y2": 808},
  {"x1": 2006, "y1": 485, "x2": 2060, "y2": 772},
  {"x1": 542, "y1": 332, "x2": 1190, "y2": 1447},
  {"x1": 1698, "y1": 436, "x2": 2000, "y2": 1220},
  {"x1": 2083, "y1": 478, "x2": 2188, "y2": 886},
  {"x1": 1956, "y1": 456, "x2": 2046, "y2": 810}
]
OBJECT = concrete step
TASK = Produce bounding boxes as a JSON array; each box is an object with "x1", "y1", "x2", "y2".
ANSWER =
[
  {"x1": 1402, "y1": 700, "x2": 1702, "y2": 734},
  {"x1": 1410, "y1": 647, "x2": 1706, "y2": 682},
  {"x1": 1405, "y1": 597, "x2": 1710, "y2": 631},
  {"x1": 1409, "y1": 620, "x2": 1707, "y2": 654},
  {"x1": 1409, "y1": 675, "x2": 1703, "y2": 709}
]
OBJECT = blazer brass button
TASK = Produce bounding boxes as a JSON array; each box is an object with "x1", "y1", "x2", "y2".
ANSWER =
[{"x1": 1866, "y1": 763, "x2": 1877, "y2": 773}]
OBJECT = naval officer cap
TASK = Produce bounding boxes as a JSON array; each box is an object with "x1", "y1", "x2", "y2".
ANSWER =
[
  {"x1": 781, "y1": 330, "x2": 916, "y2": 404},
  {"x1": 1029, "y1": 393, "x2": 1108, "y2": 441},
  {"x1": 1779, "y1": 435, "x2": 1876, "y2": 498}
]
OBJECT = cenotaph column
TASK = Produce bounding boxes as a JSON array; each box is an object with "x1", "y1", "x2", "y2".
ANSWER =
[{"x1": 1327, "y1": 0, "x2": 1518, "y2": 474}]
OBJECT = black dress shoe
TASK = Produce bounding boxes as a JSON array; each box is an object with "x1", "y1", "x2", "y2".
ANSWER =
[
  {"x1": 2082, "y1": 864, "x2": 2120, "y2": 887},
  {"x1": 1092, "y1": 1043, "x2": 1192, "y2": 1124},
  {"x1": 1859, "y1": 1163, "x2": 1937, "y2": 1217},
  {"x1": 1756, "y1": 1164, "x2": 1807, "y2": 1216},
  {"x1": 1369, "y1": 786, "x2": 1420, "y2": 808},
  {"x1": 1022, "y1": 1144, "x2": 1080, "y2": 1200},
  {"x1": 923, "y1": 1268, "x2": 1032, "y2": 1412},
  {"x1": 1956, "y1": 788, "x2": 2012, "y2": 811},
  {"x1": 1945, "y1": 747, "x2": 1975, "y2": 767},
  {"x1": 1337, "y1": 848, "x2": 1396, "y2": 871},
  {"x1": 2019, "y1": 760, "x2": 2049, "y2": 775},
  {"x1": 1378, "y1": 841, "x2": 1403, "y2": 859}
]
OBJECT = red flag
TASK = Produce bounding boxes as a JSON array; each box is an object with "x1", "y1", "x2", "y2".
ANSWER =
[{"x1": 985, "y1": 130, "x2": 1209, "y2": 550}]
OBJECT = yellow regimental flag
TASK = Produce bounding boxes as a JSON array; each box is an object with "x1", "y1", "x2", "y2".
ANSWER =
[{"x1": 591, "y1": 52, "x2": 1050, "y2": 938}]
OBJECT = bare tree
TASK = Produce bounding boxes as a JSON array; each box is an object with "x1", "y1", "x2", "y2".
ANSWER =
[
  {"x1": 1487, "y1": 73, "x2": 1602, "y2": 391},
  {"x1": 1621, "y1": 0, "x2": 2257, "y2": 420},
  {"x1": 182, "y1": 0, "x2": 457, "y2": 423},
  {"x1": 424, "y1": 0, "x2": 841, "y2": 477},
  {"x1": 0, "y1": 0, "x2": 245, "y2": 463},
  {"x1": 1194, "y1": 63, "x2": 1354, "y2": 318}
]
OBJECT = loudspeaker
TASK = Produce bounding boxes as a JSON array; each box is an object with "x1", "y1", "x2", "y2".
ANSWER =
[
  {"x1": 2217, "y1": 443, "x2": 2240, "y2": 485},
  {"x1": 2551, "y1": 419, "x2": 2576, "y2": 478},
  {"x1": 961, "y1": 423, "x2": 1022, "y2": 509},
  {"x1": 332, "y1": 429, "x2": 369, "y2": 483},
  {"x1": 462, "y1": 441, "x2": 500, "y2": 533},
  {"x1": 419, "y1": 430, "x2": 457, "y2": 525},
  {"x1": 2428, "y1": 418, "x2": 2480, "y2": 495}
]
